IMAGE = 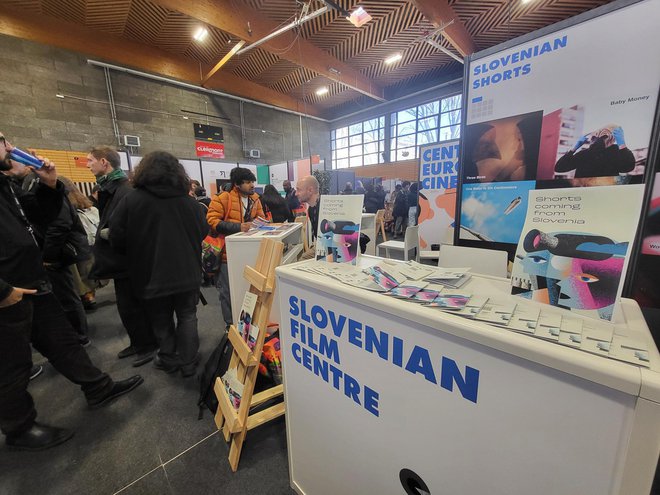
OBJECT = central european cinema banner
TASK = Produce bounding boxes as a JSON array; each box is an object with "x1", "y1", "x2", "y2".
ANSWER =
[
  {"x1": 458, "y1": 0, "x2": 660, "y2": 252},
  {"x1": 418, "y1": 141, "x2": 458, "y2": 250}
]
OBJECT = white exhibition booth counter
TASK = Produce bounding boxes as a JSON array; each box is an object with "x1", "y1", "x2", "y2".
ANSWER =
[
  {"x1": 276, "y1": 257, "x2": 660, "y2": 495},
  {"x1": 225, "y1": 223, "x2": 303, "y2": 325}
]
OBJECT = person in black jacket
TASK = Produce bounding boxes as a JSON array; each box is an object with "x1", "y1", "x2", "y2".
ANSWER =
[
  {"x1": 19, "y1": 172, "x2": 92, "y2": 346},
  {"x1": 87, "y1": 146, "x2": 157, "y2": 366},
  {"x1": 261, "y1": 184, "x2": 294, "y2": 223},
  {"x1": 0, "y1": 133, "x2": 143, "y2": 451},
  {"x1": 110, "y1": 152, "x2": 208, "y2": 377},
  {"x1": 283, "y1": 180, "x2": 301, "y2": 212},
  {"x1": 363, "y1": 183, "x2": 380, "y2": 213}
]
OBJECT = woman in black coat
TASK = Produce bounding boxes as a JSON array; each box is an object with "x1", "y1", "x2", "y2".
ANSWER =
[
  {"x1": 261, "y1": 184, "x2": 294, "y2": 223},
  {"x1": 110, "y1": 151, "x2": 207, "y2": 377}
]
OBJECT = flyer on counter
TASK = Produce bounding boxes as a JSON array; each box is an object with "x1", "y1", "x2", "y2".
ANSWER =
[
  {"x1": 511, "y1": 185, "x2": 644, "y2": 322},
  {"x1": 315, "y1": 195, "x2": 364, "y2": 265}
]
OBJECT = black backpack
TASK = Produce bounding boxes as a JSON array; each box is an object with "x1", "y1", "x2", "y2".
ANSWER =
[{"x1": 197, "y1": 331, "x2": 233, "y2": 419}]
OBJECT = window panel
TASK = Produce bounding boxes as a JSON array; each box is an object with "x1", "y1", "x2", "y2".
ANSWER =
[
  {"x1": 379, "y1": 116, "x2": 385, "y2": 127},
  {"x1": 439, "y1": 125, "x2": 461, "y2": 141},
  {"x1": 331, "y1": 150, "x2": 336, "y2": 161},
  {"x1": 349, "y1": 134, "x2": 362, "y2": 146},
  {"x1": 397, "y1": 121, "x2": 416, "y2": 137},
  {"x1": 349, "y1": 156, "x2": 362, "y2": 167},
  {"x1": 331, "y1": 130, "x2": 335, "y2": 140},
  {"x1": 417, "y1": 116, "x2": 438, "y2": 131},
  {"x1": 337, "y1": 147, "x2": 348, "y2": 159},
  {"x1": 364, "y1": 141, "x2": 379, "y2": 154},
  {"x1": 396, "y1": 107, "x2": 416, "y2": 124},
  {"x1": 441, "y1": 94, "x2": 462, "y2": 112},
  {"x1": 440, "y1": 109, "x2": 461, "y2": 128},
  {"x1": 349, "y1": 145, "x2": 362, "y2": 157},
  {"x1": 336, "y1": 127, "x2": 348, "y2": 139},
  {"x1": 363, "y1": 118, "x2": 379, "y2": 132},
  {"x1": 349, "y1": 123, "x2": 362, "y2": 135},
  {"x1": 418, "y1": 101, "x2": 439, "y2": 118},
  {"x1": 363, "y1": 153, "x2": 379, "y2": 165},
  {"x1": 396, "y1": 147, "x2": 415, "y2": 161},
  {"x1": 396, "y1": 134, "x2": 416, "y2": 148},
  {"x1": 336, "y1": 158, "x2": 349, "y2": 169},
  {"x1": 363, "y1": 130, "x2": 378, "y2": 143},
  {"x1": 418, "y1": 129, "x2": 438, "y2": 146},
  {"x1": 336, "y1": 137, "x2": 348, "y2": 149}
]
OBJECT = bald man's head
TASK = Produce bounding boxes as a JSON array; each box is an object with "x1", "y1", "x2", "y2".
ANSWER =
[{"x1": 296, "y1": 175, "x2": 320, "y2": 205}]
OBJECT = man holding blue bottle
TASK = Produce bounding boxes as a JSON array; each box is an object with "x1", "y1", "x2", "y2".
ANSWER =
[{"x1": 0, "y1": 132, "x2": 143, "y2": 451}]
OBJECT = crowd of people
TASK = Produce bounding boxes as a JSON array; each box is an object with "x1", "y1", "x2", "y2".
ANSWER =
[{"x1": 0, "y1": 131, "x2": 421, "y2": 451}]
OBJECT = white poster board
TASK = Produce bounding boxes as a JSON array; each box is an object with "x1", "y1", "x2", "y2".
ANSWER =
[
  {"x1": 201, "y1": 161, "x2": 234, "y2": 196},
  {"x1": 118, "y1": 151, "x2": 130, "y2": 172},
  {"x1": 458, "y1": 0, "x2": 660, "y2": 252},
  {"x1": 418, "y1": 141, "x2": 459, "y2": 250},
  {"x1": 180, "y1": 159, "x2": 202, "y2": 185},
  {"x1": 270, "y1": 162, "x2": 289, "y2": 192}
]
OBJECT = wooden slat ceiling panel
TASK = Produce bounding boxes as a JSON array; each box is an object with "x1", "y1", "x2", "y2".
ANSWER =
[
  {"x1": 86, "y1": 0, "x2": 132, "y2": 36},
  {"x1": 2, "y1": 0, "x2": 616, "y2": 118}
]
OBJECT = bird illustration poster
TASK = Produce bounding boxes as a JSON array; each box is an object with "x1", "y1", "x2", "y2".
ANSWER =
[
  {"x1": 315, "y1": 195, "x2": 364, "y2": 265},
  {"x1": 511, "y1": 185, "x2": 644, "y2": 322}
]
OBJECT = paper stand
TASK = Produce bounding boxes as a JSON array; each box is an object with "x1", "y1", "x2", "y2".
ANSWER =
[{"x1": 213, "y1": 238, "x2": 285, "y2": 472}]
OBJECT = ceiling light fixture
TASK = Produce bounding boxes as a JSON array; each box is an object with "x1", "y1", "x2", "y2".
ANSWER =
[
  {"x1": 316, "y1": 87, "x2": 329, "y2": 96},
  {"x1": 56, "y1": 94, "x2": 64, "y2": 98},
  {"x1": 384, "y1": 53, "x2": 402, "y2": 65},
  {"x1": 347, "y1": 6, "x2": 372, "y2": 27},
  {"x1": 193, "y1": 27, "x2": 209, "y2": 42}
]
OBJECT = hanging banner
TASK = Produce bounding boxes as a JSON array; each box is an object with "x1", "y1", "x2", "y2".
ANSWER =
[
  {"x1": 458, "y1": 0, "x2": 660, "y2": 255},
  {"x1": 196, "y1": 141, "x2": 225, "y2": 159},
  {"x1": 418, "y1": 141, "x2": 459, "y2": 250}
]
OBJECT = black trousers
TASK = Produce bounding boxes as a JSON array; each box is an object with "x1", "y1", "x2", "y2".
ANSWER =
[
  {"x1": 113, "y1": 277, "x2": 157, "y2": 351},
  {"x1": 143, "y1": 289, "x2": 200, "y2": 367},
  {"x1": 0, "y1": 293, "x2": 113, "y2": 436},
  {"x1": 46, "y1": 264, "x2": 89, "y2": 336}
]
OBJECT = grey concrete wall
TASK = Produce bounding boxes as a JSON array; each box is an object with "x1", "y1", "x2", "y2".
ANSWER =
[{"x1": 0, "y1": 34, "x2": 331, "y2": 165}]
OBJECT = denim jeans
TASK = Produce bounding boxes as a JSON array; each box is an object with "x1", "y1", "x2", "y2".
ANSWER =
[
  {"x1": 0, "y1": 293, "x2": 112, "y2": 435},
  {"x1": 143, "y1": 289, "x2": 200, "y2": 367}
]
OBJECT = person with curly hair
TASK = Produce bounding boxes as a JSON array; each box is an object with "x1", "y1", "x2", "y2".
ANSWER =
[{"x1": 110, "y1": 151, "x2": 208, "y2": 377}]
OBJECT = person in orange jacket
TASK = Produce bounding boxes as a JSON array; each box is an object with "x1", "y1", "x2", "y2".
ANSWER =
[{"x1": 207, "y1": 168, "x2": 264, "y2": 329}]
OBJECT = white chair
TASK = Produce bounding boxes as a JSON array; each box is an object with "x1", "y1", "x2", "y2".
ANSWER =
[
  {"x1": 377, "y1": 225, "x2": 419, "y2": 261},
  {"x1": 419, "y1": 226, "x2": 455, "y2": 263},
  {"x1": 437, "y1": 245, "x2": 508, "y2": 278}
]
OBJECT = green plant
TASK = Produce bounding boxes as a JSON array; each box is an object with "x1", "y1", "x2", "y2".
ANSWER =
[{"x1": 312, "y1": 169, "x2": 331, "y2": 195}]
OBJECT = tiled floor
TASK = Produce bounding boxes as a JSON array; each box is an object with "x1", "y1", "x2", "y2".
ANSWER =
[{"x1": 0, "y1": 284, "x2": 294, "y2": 495}]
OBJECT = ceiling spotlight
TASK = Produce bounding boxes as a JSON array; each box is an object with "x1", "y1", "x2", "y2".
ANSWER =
[
  {"x1": 316, "y1": 87, "x2": 329, "y2": 96},
  {"x1": 385, "y1": 53, "x2": 402, "y2": 65},
  {"x1": 347, "y1": 6, "x2": 372, "y2": 27},
  {"x1": 522, "y1": 0, "x2": 533, "y2": 3},
  {"x1": 55, "y1": 94, "x2": 64, "y2": 99},
  {"x1": 182, "y1": 116, "x2": 189, "y2": 120},
  {"x1": 194, "y1": 27, "x2": 209, "y2": 42}
]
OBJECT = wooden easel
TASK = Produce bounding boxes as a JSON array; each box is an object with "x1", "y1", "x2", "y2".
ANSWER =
[{"x1": 213, "y1": 238, "x2": 285, "y2": 472}]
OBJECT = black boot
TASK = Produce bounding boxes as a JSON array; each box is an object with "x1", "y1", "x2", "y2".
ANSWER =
[{"x1": 5, "y1": 422, "x2": 74, "y2": 451}]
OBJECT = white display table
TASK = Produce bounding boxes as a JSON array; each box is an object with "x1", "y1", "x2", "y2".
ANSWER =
[
  {"x1": 361, "y1": 213, "x2": 376, "y2": 256},
  {"x1": 276, "y1": 257, "x2": 660, "y2": 495},
  {"x1": 225, "y1": 223, "x2": 303, "y2": 325}
]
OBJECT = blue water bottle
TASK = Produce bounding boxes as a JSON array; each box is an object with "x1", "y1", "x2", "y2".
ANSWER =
[{"x1": 9, "y1": 148, "x2": 43, "y2": 169}]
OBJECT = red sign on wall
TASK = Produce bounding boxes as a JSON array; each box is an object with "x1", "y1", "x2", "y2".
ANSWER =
[{"x1": 195, "y1": 141, "x2": 225, "y2": 159}]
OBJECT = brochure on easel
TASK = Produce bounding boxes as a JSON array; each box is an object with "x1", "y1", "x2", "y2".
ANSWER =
[
  {"x1": 510, "y1": 185, "x2": 644, "y2": 322},
  {"x1": 238, "y1": 292, "x2": 258, "y2": 343},
  {"x1": 315, "y1": 195, "x2": 364, "y2": 265},
  {"x1": 221, "y1": 368, "x2": 244, "y2": 409}
]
